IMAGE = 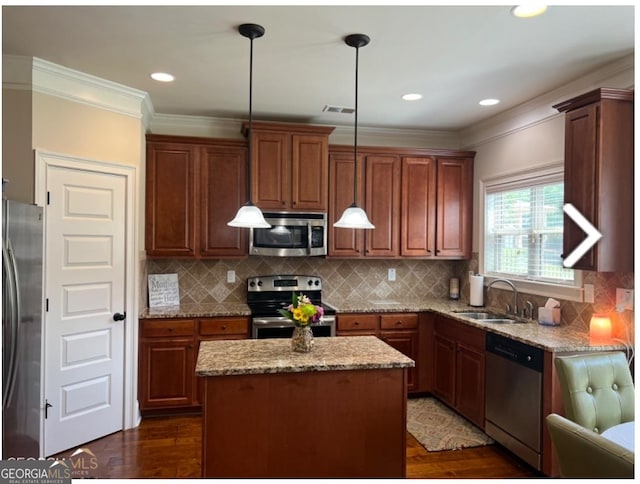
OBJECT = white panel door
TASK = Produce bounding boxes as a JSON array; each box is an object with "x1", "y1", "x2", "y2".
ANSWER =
[{"x1": 44, "y1": 165, "x2": 126, "y2": 456}]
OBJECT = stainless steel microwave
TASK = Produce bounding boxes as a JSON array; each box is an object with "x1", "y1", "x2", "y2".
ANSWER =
[{"x1": 250, "y1": 212, "x2": 327, "y2": 257}]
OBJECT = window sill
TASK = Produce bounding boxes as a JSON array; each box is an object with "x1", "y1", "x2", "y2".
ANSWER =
[{"x1": 482, "y1": 275, "x2": 584, "y2": 303}]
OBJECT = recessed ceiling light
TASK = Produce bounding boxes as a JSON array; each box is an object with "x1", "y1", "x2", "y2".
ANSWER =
[
  {"x1": 479, "y1": 98, "x2": 500, "y2": 106},
  {"x1": 511, "y1": 3, "x2": 547, "y2": 18},
  {"x1": 150, "y1": 72, "x2": 175, "y2": 82},
  {"x1": 402, "y1": 93, "x2": 423, "y2": 101}
]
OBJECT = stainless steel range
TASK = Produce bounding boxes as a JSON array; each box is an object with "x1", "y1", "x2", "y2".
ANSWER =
[{"x1": 247, "y1": 275, "x2": 336, "y2": 339}]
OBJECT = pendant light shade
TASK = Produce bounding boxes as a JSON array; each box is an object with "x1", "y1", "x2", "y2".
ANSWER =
[
  {"x1": 334, "y1": 33, "x2": 374, "y2": 230},
  {"x1": 228, "y1": 23, "x2": 271, "y2": 229}
]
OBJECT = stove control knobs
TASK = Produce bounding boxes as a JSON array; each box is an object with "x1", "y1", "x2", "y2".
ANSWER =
[
  {"x1": 315, "y1": 280, "x2": 320, "y2": 286},
  {"x1": 249, "y1": 281, "x2": 255, "y2": 287},
  {"x1": 257, "y1": 281, "x2": 263, "y2": 287},
  {"x1": 307, "y1": 280, "x2": 314, "y2": 286}
]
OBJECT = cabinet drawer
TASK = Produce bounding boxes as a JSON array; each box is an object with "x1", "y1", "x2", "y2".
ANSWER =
[
  {"x1": 380, "y1": 313, "x2": 418, "y2": 330},
  {"x1": 140, "y1": 319, "x2": 196, "y2": 338},
  {"x1": 337, "y1": 314, "x2": 378, "y2": 331},
  {"x1": 199, "y1": 317, "x2": 249, "y2": 337}
]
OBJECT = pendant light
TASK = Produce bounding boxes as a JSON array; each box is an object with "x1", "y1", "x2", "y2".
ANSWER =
[
  {"x1": 228, "y1": 23, "x2": 271, "y2": 228},
  {"x1": 334, "y1": 33, "x2": 375, "y2": 230}
]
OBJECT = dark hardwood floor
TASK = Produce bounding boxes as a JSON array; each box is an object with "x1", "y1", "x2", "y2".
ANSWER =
[{"x1": 53, "y1": 414, "x2": 540, "y2": 479}]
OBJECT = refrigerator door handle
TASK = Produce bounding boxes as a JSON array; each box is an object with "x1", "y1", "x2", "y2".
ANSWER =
[{"x1": 2, "y1": 239, "x2": 21, "y2": 409}]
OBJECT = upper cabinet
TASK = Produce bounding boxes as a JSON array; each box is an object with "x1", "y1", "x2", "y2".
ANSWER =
[
  {"x1": 554, "y1": 88, "x2": 634, "y2": 272},
  {"x1": 145, "y1": 135, "x2": 248, "y2": 258},
  {"x1": 329, "y1": 146, "x2": 474, "y2": 259},
  {"x1": 242, "y1": 122, "x2": 335, "y2": 211}
]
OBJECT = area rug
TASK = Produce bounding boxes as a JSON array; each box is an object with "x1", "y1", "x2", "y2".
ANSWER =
[{"x1": 407, "y1": 397, "x2": 494, "y2": 452}]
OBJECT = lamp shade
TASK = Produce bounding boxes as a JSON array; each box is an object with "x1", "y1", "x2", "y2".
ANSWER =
[
  {"x1": 227, "y1": 203, "x2": 271, "y2": 228},
  {"x1": 589, "y1": 314, "x2": 612, "y2": 345},
  {"x1": 333, "y1": 204, "x2": 375, "y2": 229}
]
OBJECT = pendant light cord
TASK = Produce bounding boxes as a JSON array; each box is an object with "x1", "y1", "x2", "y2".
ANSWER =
[
  {"x1": 352, "y1": 44, "x2": 359, "y2": 206},
  {"x1": 246, "y1": 35, "x2": 254, "y2": 205}
]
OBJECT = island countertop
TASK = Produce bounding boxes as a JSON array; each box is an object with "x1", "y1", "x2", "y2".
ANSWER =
[{"x1": 195, "y1": 335, "x2": 415, "y2": 377}]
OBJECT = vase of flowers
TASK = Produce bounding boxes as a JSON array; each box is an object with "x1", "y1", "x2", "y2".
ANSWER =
[{"x1": 278, "y1": 293, "x2": 324, "y2": 353}]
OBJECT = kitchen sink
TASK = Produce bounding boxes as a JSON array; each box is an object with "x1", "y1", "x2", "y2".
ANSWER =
[{"x1": 453, "y1": 311, "x2": 522, "y2": 324}]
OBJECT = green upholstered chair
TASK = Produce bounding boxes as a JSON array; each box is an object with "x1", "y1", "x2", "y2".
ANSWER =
[
  {"x1": 548, "y1": 351, "x2": 634, "y2": 477},
  {"x1": 546, "y1": 413, "x2": 634, "y2": 478},
  {"x1": 554, "y1": 351, "x2": 634, "y2": 434}
]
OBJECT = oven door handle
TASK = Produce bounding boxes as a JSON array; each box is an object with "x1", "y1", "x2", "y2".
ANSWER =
[
  {"x1": 307, "y1": 222, "x2": 312, "y2": 255},
  {"x1": 252, "y1": 317, "x2": 293, "y2": 327}
]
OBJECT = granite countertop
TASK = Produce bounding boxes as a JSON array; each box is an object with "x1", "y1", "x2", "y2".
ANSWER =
[
  {"x1": 325, "y1": 296, "x2": 627, "y2": 353},
  {"x1": 196, "y1": 335, "x2": 415, "y2": 377},
  {"x1": 140, "y1": 302, "x2": 251, "y2": 319},
  {"x1": 140, "y1": 297, "x2": 628, "y2": 354}
]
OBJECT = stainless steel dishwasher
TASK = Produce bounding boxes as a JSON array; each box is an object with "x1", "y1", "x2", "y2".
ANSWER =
[{"x1": 485, "y1": 332, "x2": 544, "y2": 470}]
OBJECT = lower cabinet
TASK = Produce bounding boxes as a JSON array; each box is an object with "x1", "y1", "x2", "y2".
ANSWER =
[
  {"x1": 337, "y1": 312, "x2": 422, "y2": 394},
  {"x1": 138, "y1": 317, "x2": 249, "y2": 413},
  {"x1": 432, "y1": 315, "x2": 485, "y2": 428}
]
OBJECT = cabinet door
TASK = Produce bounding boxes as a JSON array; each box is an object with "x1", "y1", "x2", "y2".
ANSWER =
[
  {"x1": 563, "y1": 104, "x2": 598, "y2": 271},
  {"x1": 328, "y1": 152, "x2": 364, "y2": 257},
  {"x1": 145, "y1": 142, "x2": 197, "y2": 257},
  {"x1": 380, "y1": 330, "x2": 418, "y2": 393},
  {"x1": 292, "y1": 134, "x2": 328, "y2": 210},
  {"x1": 252, "y1": 131, "x2": 290, "y2": 209},
  {"x1": 401, "y1": 156, "x2": 436, "y2": 257},
  {"x1": 455, "y1": 343, "x2": 485, "y2": 428},
  {"x1": 139, "y1": 338, "x2": 196, "y2": 410},
  {"x1": 365, "y1": 155, "x2": 400, "y2": 257},
  {"x1": 433, "y1": 333, "x2": 456, "y2": 406},
  {"x1": 200, "y1": 145, "x2": 248, "y2": 257},
  {"x1": 435, "y1": 158, "x2": 472, "y2": 258}
]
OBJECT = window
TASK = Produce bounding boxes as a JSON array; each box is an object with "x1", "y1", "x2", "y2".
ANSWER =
[{"x1": 483, "y1": 167, "x2": 575, "y2": 287}]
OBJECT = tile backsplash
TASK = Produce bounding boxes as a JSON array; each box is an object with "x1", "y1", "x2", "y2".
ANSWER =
[
  {"x1": 144, "y1": 253, "x2": 634, "y2": 340},
  {"x1": 145, "y1": 257, "x2": 458, "y2": 305}
]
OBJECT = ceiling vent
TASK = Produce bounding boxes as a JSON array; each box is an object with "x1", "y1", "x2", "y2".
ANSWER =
[{"x1": 322, "y1": 105, "x2": 355, "y2": 114}]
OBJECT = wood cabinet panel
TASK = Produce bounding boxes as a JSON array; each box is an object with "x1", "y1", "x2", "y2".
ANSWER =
[
  {"x1": 329, "y1": 145, "x2": 474, "y2": 260},
  {"x1": 337, "y1": 314, "x2": 378, "y2": 332},
  {"x1": 145, "y1": 135, "x2": 248, "y2": 259},
  {"x1": 291, "y1": 134, "x2": 329, "y2": 210},
  {"x1": 328, "y1": 152, "x2": 364, "y2": 257},
  {"x1": 455, "y1": 342, "x2": 485, "y2": 428},
  {"x1": 554, "y1": 88, "x2": 633, "y2": 272},
  {"x1": 433, "y1": 315, "x2": 485, "y2": 426},
  {"x1": 199, "y1": 317, "x2": 249, "y2": 338},
  {"x1": 380, "y1": 313, "x2": 419, "y2": 330},
  {"x1": 365, "y1": 155, "x2": 401, "y2": 257},
  {"x1": 246, "y1": 122, "x2": 334, "y2": 211},
  {"x1": 380, "y1": 330, "x2": 419, "y2": 392},
  {"x1": 139, "y1": 338, "x2": 195, "y2": 409},
  {"x1": 401, "y1": 157, "x2": 436, "y2": 257},
  {"x1": 145, "y1": 142, "x2": 197, "y2": 256},
  {"x1": 252, "y1": 131, "x2": 290, "y2": 209},
  {"x1": 436, "y1": 158, "x2": 472, "y2": 258},
  {"x1": 200, "y1": 145, "x2": 248, "y2": 257},
  {"x1": 139, "y1": 317, "x2": 249, "y2": 413}
]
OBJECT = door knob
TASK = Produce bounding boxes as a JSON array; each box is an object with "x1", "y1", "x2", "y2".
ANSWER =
[{"x1": 113, "y1": 312, "x2": 126, "y2": 322}]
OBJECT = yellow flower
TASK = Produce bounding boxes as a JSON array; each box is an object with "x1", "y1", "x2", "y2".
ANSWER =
[{"x1": 292, "y1": 308, "x2": 303, "y2": 321}]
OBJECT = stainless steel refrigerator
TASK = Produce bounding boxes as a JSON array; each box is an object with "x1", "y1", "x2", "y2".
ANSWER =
[{"x1": 2, "y1": 199, "x2": 44, "y2": 458}]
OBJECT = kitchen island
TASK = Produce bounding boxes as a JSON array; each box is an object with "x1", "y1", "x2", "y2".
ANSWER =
[{"x1": 195, "y1": 336, "x2": 414, "y2": 478}]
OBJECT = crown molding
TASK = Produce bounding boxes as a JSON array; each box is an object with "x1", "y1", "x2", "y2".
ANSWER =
[
  {"x1": 3, "y1": 55, "x2": 150, "y2": 120},
  {"x1": 149, "y1": 112, "x2": 461, "y2": 148},
  {"x1": 460, "y1": 53, "x2": 634, "y2": 149}
]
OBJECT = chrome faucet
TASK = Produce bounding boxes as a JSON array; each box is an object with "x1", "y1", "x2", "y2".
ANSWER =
[{"x1": 487, "y1": 278, "x2": 518, "y2": 316}]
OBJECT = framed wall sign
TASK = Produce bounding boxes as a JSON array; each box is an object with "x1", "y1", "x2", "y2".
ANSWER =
[{"x1": 148, "y1": 273, "x2": 180, "y2": 307}]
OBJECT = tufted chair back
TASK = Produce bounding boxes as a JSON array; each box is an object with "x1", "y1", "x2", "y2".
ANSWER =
[{"x1": 554, "y1": 351, "x2": 634, "y2": 434}]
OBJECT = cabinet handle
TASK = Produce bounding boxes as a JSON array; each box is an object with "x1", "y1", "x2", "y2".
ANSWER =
[
  {"x1": 396, "y1": 320, "x2": 403, "y2": 326},
  {"x1": 354, "y1": 321, "x2": 360, "y2": 326},
  {"x1": 221, "y1": 325, "x2": 227, "y2": 330},
  {"x1": 168, "y1": 327, "x2": 174, "y2": 332},
  {"x1": 188, "y1": 344, "x2": 193, "y2": 349}
]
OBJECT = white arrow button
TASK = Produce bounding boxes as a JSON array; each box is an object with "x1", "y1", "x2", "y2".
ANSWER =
[{"x1": 562, "y1": 203, "x2": 602, "y2": 268}]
